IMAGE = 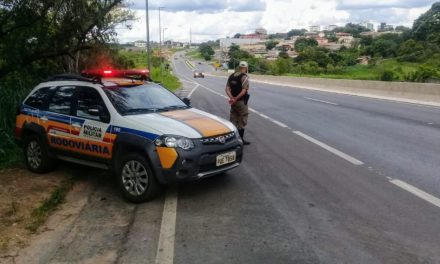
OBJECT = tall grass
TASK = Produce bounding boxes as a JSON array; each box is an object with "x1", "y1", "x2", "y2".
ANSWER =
[{"x1": 0, "y1": 73, "x2": 37, "y2": 168}]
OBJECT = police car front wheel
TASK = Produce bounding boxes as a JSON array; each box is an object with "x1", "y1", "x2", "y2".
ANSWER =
[{"x1": 118, "y1": 154, "x2": 160, "y2": 203}]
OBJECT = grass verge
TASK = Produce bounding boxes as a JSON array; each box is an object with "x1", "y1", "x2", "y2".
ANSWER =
[
  {"x1": 151, "y1": 67, "x2": 181, "y2": 92},
  {"x1": 26, "y1": 178, "x2": 73, "y2": 233},
  {"x1": 186, "y1": 49, "x2": 203, "y2": 60}
]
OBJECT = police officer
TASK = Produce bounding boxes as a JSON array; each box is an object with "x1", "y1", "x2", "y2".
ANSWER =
[{"x1": 225, "y1": 61, "x2": 250, "y2": 145}]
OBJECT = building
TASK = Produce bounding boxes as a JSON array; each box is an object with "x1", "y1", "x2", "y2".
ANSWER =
[
  {"x1": 360, "y1": 21, "x2": 374, "y2": 31},
  {"x1": 255, "y1": 28, "x2": 268, "y2": 38},
  {"x1": 134, "y1": 40, "x2": 147, "y2": 48},
  {"x1": 384, "y1": 25, "x2": 394, "y2": 31},
  {"x1": 322, "y1": 43, "x2": 345, "y2": 51},
  {"x1": 240, "y1": 33, "x2": 261, "y2": 39},
  {"x1": 316, "y1": 37, "x2": 329, "y2": 46},
  {"x1": 309, "y1": 25, "x2": 320, "y2": 32},
  {"x1": 325, "y1": 25, "x2": 337, "y2": 31},
  {"x1": 338, "y1": 35, "x2": 354, "y2": 46},
  {"x1": 378, "y1": 22, "x2": 395, "y2": 32},
  {"x1": 219, "y1": 38, "x2": 262, "y2": 51},
  {"x1": 360, "y1": 31, "x2": 402, "y2": 38},
  {"x1": 240, "y1": 43, "x2": 267, "y2": 57}
]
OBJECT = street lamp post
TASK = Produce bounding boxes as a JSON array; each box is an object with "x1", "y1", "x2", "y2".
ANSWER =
[
  {"x1": 145, "y1": 0, "x2": 151, "y2": 72},
  {"x1": 158, "y1": 6, "x2": 165, "y2": 57},
  {"x1": 162, "y1": 28, "x2": 167, "y2": 48}
]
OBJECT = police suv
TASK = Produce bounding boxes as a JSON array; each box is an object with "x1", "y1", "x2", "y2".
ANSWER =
[{"x1": 15, "y1": 71, "x2": 243, "y2": 202}]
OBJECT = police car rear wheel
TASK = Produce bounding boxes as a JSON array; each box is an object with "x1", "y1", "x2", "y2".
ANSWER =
[
  {"x1": 24, "y1": 135, "x2": 53, "y2": 173},
  {"x1": 118, "y1": 154, "x2": 160, "y2": 203}
]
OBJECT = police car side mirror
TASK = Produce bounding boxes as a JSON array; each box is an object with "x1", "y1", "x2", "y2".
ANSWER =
[{"x1": 182, "y1": 97, "x2": 191, "y2": 106}]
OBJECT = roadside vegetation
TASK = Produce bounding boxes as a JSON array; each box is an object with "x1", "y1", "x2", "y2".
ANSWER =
[
  {"x1": 186, "y1": 49, "x2": 204, "y2": 60},
  {"x1": 118, "y1": 50, "x2": 181, "y2": 91},
  {"x1": 0, "y1": 1, "x2": 181, "y2": 169}
]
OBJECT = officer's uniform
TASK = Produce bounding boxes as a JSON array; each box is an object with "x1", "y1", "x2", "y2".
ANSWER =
[{"x1": 227, "y1": 71, "x2": 250, "y2": 143}]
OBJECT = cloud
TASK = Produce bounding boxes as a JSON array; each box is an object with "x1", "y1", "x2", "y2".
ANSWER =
[
  {"x1": 116, "y1": 0, "x2": 434, "y2": 43},
  {"x1": 226, "y1": 0, "x2": 266, "y2": 12},
  {"x1": 127, "y1": 0, "x2": 265, "y2": 13},
  {"x1": 128, "y1": 0, "x2": 226, "y2": 13},
  {"x1": 336, "y1": 0, "x2": 435, "y2": 10}
]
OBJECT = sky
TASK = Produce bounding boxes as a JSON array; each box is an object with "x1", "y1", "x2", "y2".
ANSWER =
[{"x1": 116, "y1": 0, "x2": 436, "y2": 43}]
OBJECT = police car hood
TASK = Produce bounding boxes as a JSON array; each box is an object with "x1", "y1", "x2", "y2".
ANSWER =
[{"x1": 123, "y1": 108, "x2": 235, "y2": 139}]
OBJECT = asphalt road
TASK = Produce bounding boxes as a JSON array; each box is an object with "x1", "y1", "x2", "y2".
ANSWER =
[
  {"x1": 10, "y1": 55, "x2": 440, "y2": 264},
  {"x1": 172, "y1": 55, "x2": 440, "y2": 263}
]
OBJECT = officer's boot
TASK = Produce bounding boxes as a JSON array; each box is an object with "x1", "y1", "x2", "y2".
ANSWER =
[{"x1": 238, "y1": 129, "x2": 250, "y2": 145}]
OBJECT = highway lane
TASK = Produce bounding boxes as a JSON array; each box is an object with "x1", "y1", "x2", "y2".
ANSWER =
[
  {"x1": 170, "y1": 54, "x2": 440, "y2": 263},
  {"x1": 175, "y1": 57, "x2": 440, "y2": 199}
]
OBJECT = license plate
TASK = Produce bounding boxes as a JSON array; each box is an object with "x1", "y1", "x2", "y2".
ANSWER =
[{"x1": 216, "y1": 151, "x2": 236, "y2": 167}]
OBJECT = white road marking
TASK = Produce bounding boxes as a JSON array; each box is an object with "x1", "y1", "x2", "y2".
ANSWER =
[
  {"x1": 258, "y1": 113, "x2": 269, "y2": 119},
  {"x1": 249, "y1": 108, "x2": 260, "y2": 114},
  {"x1": 188, "y1": 84, "x2": 200, "y2": 98},
  {"x1": 293, "y1": 131, "x2": 364, "y2": 166},
  {"x1": 389, "y1": 179, "x2": 440, "y2": 208},
  {"x1": 270, "y1": 119, "x2": 289, "y2": 128},
  {"x1": 304, "y1": 97, "x2": 339, "y2": 106},
  {"x1": 155, "y1": 187, "x2": 178, "y2": 264}
]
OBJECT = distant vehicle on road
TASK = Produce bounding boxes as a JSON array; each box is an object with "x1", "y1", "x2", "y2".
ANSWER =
[
  {"x1": 15, "y1": 71, "x2": 243, "y2": 203},
  {"x1": 194, "y1": 71, "x2": 205, "y2": 78}
]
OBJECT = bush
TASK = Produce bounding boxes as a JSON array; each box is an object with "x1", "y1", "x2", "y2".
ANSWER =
[
  {"x1": 0, "y1": 73, "x2": 37, "y2": 168},
  {"x1": 378, "y1": 70, "x2": 395, "y2": 81},
  {"x1": 298, "y1": 61, "x2": 323, "y2": 74},
  {"x1": 404, "y1": 67, "x2": 436, "y2": 82}
]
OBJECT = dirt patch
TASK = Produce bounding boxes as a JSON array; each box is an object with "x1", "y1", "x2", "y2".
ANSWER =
[{"x1": 0, "y1": 166, "x2": 70, "y2": 253}]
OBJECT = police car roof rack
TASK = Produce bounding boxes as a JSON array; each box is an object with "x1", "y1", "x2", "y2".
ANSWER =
[{"x1": 45, "y1": 74, "x2": 102, "y2": 84}]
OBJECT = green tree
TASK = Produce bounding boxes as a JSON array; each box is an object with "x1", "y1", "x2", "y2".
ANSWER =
[
  {"x1": 333, "y1": 23, "x2": 370, "y2": 37},
  {"x1": 278, "y1": 51, "x2": 290, "y2": 59},
  {"x1": 0, "y1": 0, "x2": 134, "y2": 78},
  {"x1": 412, "y1": 3, "x2": 440, "y2": 44},
  {"x1": 266, "y1": 40, "x2": 279, "y2": 50},
  {"x1": 227, "y1": 44, "x2": 251, "y2": 69},
  {"x1": 294, "y1": 37, "x2": 318, "y2": 52},
  {"x1": 398, "y1": 39, "x2": 424, "y2": 56},
  {"x1": 294, "y1": 47, "x2": 331, "y2": 68},
  {"x1": 198, "y1": 43, "x2": 215, "y2": 61},
  {"x1": 287, "y1": 29, "x2": 307, "y2": 37}
]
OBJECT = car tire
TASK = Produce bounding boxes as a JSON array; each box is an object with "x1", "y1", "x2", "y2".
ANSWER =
[
  {"x1": 117, "y1": 153, "x2": 161, "y2": 203},
  {"x1": 24, "y1": 134, "x2": 54, "y2": 173}
]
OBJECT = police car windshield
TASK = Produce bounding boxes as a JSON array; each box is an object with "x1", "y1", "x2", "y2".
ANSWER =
[{"x1": 104, "y1": 84, "x2": 188, "y2": 115}]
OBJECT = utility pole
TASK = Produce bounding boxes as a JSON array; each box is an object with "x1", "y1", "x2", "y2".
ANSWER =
[
  {"x1": 189, "y1": 26, "x2": 192, "y2": 48},
  {"x1": 145, "y1": 0, "x2": 151, "y2": 71},
  {"x1": 158, "y1": 7, "x2": 165, "y2": 59},
  {"x1": 162, "y1": 28, "x2": 167, "y2": 48}
]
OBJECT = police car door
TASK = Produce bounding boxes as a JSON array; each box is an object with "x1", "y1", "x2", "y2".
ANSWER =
[{"x1": 70, "y1": 86, "x2": 112, "y2": 160}]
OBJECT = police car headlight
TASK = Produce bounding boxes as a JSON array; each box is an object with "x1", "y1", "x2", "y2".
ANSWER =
[{"x1": 155, "y1": 136, "x2": 194, "y2": 150}]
